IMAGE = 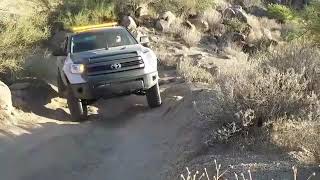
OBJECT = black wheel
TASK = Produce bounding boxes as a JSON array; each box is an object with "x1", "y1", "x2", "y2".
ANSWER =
[
  {"x1": 66, "y1": 87, "x2": 88, "y2": 121},
  {"x1": 146, "y1": 82, "x2": 162, "y2": 108},
  {"x1": 57, "y1": 71, "x2": 66, "y2": 97}
]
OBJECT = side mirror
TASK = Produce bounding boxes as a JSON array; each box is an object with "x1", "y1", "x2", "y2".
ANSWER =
[
  {"x1": 52, "y1": 48, "x2": 67, "y2": 56},
  {"x1": 140, "y1": 36, "x2": 150, "y2": 47}
]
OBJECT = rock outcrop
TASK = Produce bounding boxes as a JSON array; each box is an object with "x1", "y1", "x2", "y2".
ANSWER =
[
  {"x1": 121, "y1": 16, "x2": 137, "y2": 31},
  {"x1": 0, "y1": 81, "x2": 13, "y2": 117},
  {"x1": 155, "y1": 11, "x2": 176, "y2": 32}
]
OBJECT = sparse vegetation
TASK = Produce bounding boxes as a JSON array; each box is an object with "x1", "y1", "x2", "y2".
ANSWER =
[
  {"x1": 151, "y1": 0, "x2": 215, "y2": 16},
  {"x1": 180, "y1": 160, "x2": 317, "y2": 180},
  {"x1": 180, "y1": 28, "x2": 202, "y2": 47},
  {"x1": 267, "y1": 4, "x2": 297, "y2": 23},
  {"x1": 211, "y1": 40, "x2": 320, "y2": 161},
  {"x1": 302, "y1": 0, "x2": 320, "y2": 43},
  {"x1": 178, "y1": 58, "x2": 214, "y2": 83},
  {"x1": 57, "y1": 0, "x2": 116, "y2": 28},
  {"x1": 0, "y1": 11, "x2": 50, "y2": 81}
]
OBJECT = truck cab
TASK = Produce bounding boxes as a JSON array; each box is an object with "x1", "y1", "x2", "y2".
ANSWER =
[{"x1": 53, "y1": 23, "x2": 161, "y2": 121}]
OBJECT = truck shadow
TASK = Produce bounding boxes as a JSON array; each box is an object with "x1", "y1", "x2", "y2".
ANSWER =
[
  {"x1": 11, "y1": 79, "x2": 71, "y2": 121},
  {"x1": 88, "y1": 95, "x2": 149, "y2": 127}
]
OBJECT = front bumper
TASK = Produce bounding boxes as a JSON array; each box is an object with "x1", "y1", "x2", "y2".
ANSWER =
[{"x1": 69, "y1": 71, "x2": 158, "y2": 99}]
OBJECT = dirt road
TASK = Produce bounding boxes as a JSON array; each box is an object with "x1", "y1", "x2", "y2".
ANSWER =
[{"x1": 0, "y1": 72, "x2": 203, "y2": 180}]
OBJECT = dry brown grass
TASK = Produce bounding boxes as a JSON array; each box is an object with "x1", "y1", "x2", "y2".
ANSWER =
[
  {"x1": 0, "y1": 12, "x2": 50, "y2": 81},
  {"x1": 203, "y1": 40, "x2": 320, "y2": 163},
  {"x1": 272, "y1": 120, "x2": 320, "y2": 162},
  {"x1": 178, "y1": 57, "x2": 214, "y2": 83},
  {"x1": 202, "y1": 8, "x2": 222, "y2": 33},
  {"x1": 216, "y1": 40, "x2": 320, "y2": 124},
  {"x1": 246, "y1": 15, "x2": 281, "y2": 43},
  {"x1": 180, "y1": 162, "x2": 318, "y2": 180},
  {"x1": 168, "y1": 18, "x2": 202, "y2": 47},
  {"x1": 180, "y1": 28, "x2": 202, "y2": 47}
]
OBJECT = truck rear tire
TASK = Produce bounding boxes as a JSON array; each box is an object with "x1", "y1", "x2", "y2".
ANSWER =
[
  {"x1": 146, "y1": 83, "x2": 162, "y2": 108},
  {"x1": 67, "y1": 87, "x2": 88, "y2": 121}
]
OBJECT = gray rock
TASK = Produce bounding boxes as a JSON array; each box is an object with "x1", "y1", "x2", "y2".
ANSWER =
[
  {"x1": 121, "y1": 16, "x2": 137, "y2": 31},
  {"x1": 135, "y1": 3, "x2": 149, "y2": 17},
  {"x1": 155, "y1": 19, "x2": 170, "y2": 32},
  {"x1": 159, "y1": 11, "x2": 176, "y2": 25},
  {"x1": 0, "y1": 81, "x2": 13, "y2": 114}
]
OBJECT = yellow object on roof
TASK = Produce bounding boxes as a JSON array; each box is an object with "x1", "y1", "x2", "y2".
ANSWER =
[{"x1": 71, "y1": 22, "x2": 118, "y2": 33}]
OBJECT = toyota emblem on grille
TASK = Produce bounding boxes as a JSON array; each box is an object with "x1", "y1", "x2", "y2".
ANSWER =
[{"x1": 110, "y1": 63, "x2": 122, "y2": 70}]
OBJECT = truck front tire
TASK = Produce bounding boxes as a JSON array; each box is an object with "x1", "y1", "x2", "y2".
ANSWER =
[
  {"x1": 67, "y1": 87, "x2": 88, "y2": 121},
  {"x1": 146, "y1": 83, "x2": 162, "y2": 108},
  {"x1": 57, "y1": 72, "x2": 66, "y2": 97}
]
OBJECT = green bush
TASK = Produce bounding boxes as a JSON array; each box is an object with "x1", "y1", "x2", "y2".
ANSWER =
[
  {"x1": 0, "y1": 13, "x2": 50, "y2": 79},
  {"x1": 267, "y1": 4, "x2": 297, "y2": 23},
  {"x1": 58, "y1": 0, "x2": 116, "y2": 28},
  {"x1": 302, "y1": 0, "x2": 320, "y2": 43},
  {"x1": 224, "y1": 18, "x2": 250, "y2": 34}
]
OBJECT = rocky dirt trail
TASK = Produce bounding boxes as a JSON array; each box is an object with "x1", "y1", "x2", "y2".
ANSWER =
[{"x1": 0, "y1": 66, "x2": 205, "y2": 180}]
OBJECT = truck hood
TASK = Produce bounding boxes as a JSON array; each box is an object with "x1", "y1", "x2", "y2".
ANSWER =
[{"x1": 70, "y1": 44, "x2": 147, "y2": 64}]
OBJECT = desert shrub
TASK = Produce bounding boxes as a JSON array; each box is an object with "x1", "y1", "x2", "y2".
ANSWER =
[
  {"x1": 281, "y1": 21, "x2": 304, "y2": 41},
  {"x1": 216, "y1": 40, "x2": 320, "y2": 128},
  {"x1": 302, "y1": 0, "x2": 320, "y2": 43},
  {"x1": 246, "y1": 15, "x2": 282, "y2": 44},
  {"x1": 261, "y1": 41, "x2": 320, "y2": 93},
  {"x1": 267, "y1": 4, "x2": 297, "y2": 23},
  {"x1": 58, "y1": 0, "x2": 116, "y2": 28},
  {"x1": 0, "y1": 16, "x2": 49, "y2": 49},
  {"x1": 272, "y1": 120, "x2": 320, "y2": 162},
  {"x1": 0, "y1": 13, "x2": 50, "y2": 80},
  {"x1": 178, "y1": 58, "x2": 214, "y2": 83},
  {"x1": 180, "y1": 28, "x2": 202, "y2": 47},
  {"x1": 224, "y1": 18, "x2": 250, "y2": 34},
  {"x1": 151, "y1": 0, "x2": 215, "y2": 16},
  {"x1": 202, "y1": 8, "x2": 223, "y2": 33},
  {"x1": 167, "y1": 18, "x2": 202, "y2": 47},
  {"x1": 229, "y1": 0, "x2": 263, "y2": 9}
]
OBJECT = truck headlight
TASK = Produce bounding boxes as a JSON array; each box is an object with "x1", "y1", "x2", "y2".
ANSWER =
[{"x1": 70, "y1": 64, "x2": 85, "y2": 74}]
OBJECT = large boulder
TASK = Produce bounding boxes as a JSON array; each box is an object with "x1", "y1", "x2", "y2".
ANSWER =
[
  {"x1": 135, "y1": 3, "x2": 149, "y2": 17},
  {"x1": 0, "y1": 81, "x2": 13, "y2": 115},
  {"x1": 156, "y1": 11, "x2": 177, "y2": 32},
  {"x1": 159, "y1": 11, "x2": 176, "y2": 25},
  {"x1": 121, "y1": 16, "x2": 137, "y2": 31},
  {"x1": 155, "y1": 19, "x2": 170, "y2": 32},
  {"x1": 188, "y1": 17, "x2": 209, "y2": 32},
  {"x1": 136, "y1": 15, "x2": 156, "y2": 28}
]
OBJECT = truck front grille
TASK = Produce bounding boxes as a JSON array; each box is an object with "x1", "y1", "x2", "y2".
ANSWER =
[{"x1": 86, "y1": 52, "x2": 144, "y2": 76}]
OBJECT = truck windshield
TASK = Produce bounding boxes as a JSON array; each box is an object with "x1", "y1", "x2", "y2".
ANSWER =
[{"x1": 71, "y1": 28, "x2": 137, "y2": 53}]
